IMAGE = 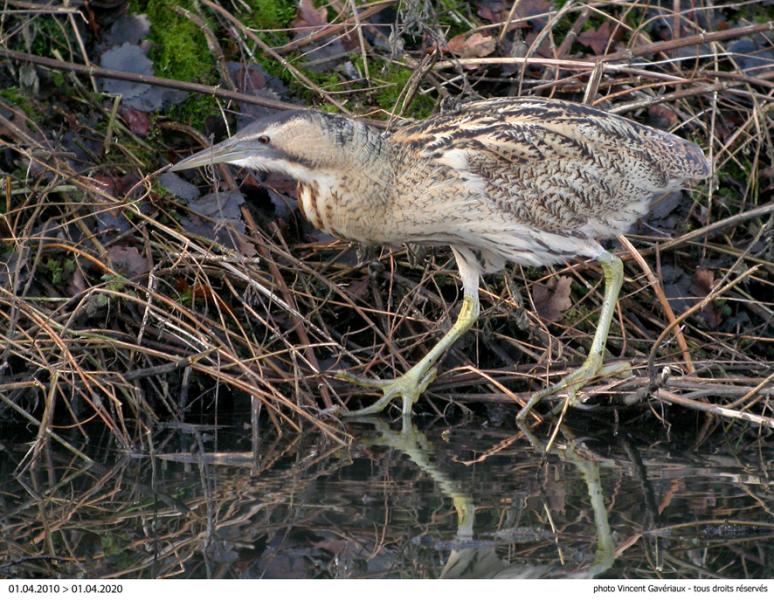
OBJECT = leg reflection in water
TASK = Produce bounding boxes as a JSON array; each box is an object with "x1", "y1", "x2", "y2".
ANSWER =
[{"x1": 353, "y1": 416, "x2": 615, "y2": 578}]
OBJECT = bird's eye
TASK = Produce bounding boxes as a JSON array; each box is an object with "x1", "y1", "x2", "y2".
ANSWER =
[{"x1": 257, "y1": 135, "x2": 270, "y2": 144}]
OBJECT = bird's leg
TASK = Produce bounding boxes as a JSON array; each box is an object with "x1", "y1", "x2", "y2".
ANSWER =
[
  {"x1": 337, "y1": 248, "x2": 481, "y2": 416},
  {"x1": 517, "y1": 250, "x2": 631, "y2": 421}
]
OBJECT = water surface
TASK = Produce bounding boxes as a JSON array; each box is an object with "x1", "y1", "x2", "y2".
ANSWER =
[{"x1": 1, "y1": 416, "x2": 771, "y2": 578}]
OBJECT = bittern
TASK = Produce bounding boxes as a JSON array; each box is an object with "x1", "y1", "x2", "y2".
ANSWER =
[{"x1": 170, "y1": 97, "x2": 710, "y2": 420}]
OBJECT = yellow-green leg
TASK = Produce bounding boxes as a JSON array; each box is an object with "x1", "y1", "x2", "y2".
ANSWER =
[
  {"x1": 336, "y1": 248, "x2": 481, "y2": 416},
  {"x1": 517, "y1": 250, "x2": 631, "y2": 421}
]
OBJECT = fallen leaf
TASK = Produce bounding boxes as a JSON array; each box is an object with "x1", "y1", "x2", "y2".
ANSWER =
[
  {"x1": 95, "y1": 206, "x2": 133, "y2": 237},
  {"x1": 516, "y1": 0, "x2": 553, "y2": 30},
  {"x1": 189, "y1": 191, "x2": 245, "y2": 220},
  {"x1": 159, "y1": 172, "x2": 200, "y2": 203},
  {"x1": 99, "y1": 43, "x2": 153, "y2": 99},
  {"x1": 577, "y1": 21, "x2": 618, "y2": 55},
  {"x1": 345, "y1": 276, "x2": 370, "y2": 301},
  {"x1": 108, "y1": 246, "x2": 151, "y2": 278},
  {"x1": 91, "y1": 175, "x2": 117, "y2": 196},
  {"x1": 68, "y1": 268, "x2": 87, "y2": 296},
  {"x1": 524, "y1": 30, "x2": 553, "y2": 58},
  {"x1": 0, "y1": 104, "x2": 31, "y2": 139},
  {"x1": 447, "y1": 32, "x2": 496, "y2": 58},
  {"x1": 532, "y1": 276, "x2": 573, "y2": 322},
  {"x1": 181, "y1": 191, "x2": 257, "y2": 257},
  {"x1": 290, "y1": 0, "x2": 344, "y2": 72},
  {"x1": 662, "y1": 264, "x2": 692, "y2": 315},
  {"x1": 638, "y1": 190, "x2": 683, "y2": 235},
  {"x1": 692, "y1": 268, "x2": 715, "y2": 293},
  {"x1": 104, "y1": 14, "x2": 150, "y2": 47},
  {"x1": 230, "y1": 62, "x2": 267, "y2": 94},
  {"x1": 119, "y1": 106, "x2": 150, "y2": 136},
  {"x1": 476, "y1": 4, "x2": 502, "y2": 24},
  {"x1": 475, "y1": 0, "x2": 551, "y2": 30},
  {"x1": 263, "y1": 173, "x2": 297, "y2": 197},
  {"x1": 292, "y1": 0, "x2": 328, "y2": 31},
  {"x1": 99, "y1": 43, "x2": 186, "y2": 111},
  {"x1": 689, "y1": 268, "x2": 722, "y2": 328},
  {"x1": 728, "y1": 38, "x2": 774, "y2": 73},
  {"x1": 648, "y1": 104, "x2": 678, "y2": 129}
]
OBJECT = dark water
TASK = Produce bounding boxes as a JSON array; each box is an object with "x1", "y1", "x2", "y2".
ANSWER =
[{"x1": 1, "y1": 416, "x2": 772, "y2": 578}]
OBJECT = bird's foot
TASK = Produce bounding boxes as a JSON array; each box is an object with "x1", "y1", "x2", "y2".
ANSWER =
[
  {"x1": 333, "y1": 366, "x2": 439, "y2": 416},
  {"x1": 517, "y1": 356, "x2": 631, "y2": 421}
]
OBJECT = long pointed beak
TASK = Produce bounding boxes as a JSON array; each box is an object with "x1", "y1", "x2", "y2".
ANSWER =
[
  {"x1": 168, "y1": 137, "x2": 251, "y2": 172},
  {"x1": 169, "y1": 135, "x2": 280, "y2": 172}
]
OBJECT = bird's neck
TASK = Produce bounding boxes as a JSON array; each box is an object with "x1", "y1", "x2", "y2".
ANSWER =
[{"x1": 297, "y1": 121, "x2": 398, "y2": 243}]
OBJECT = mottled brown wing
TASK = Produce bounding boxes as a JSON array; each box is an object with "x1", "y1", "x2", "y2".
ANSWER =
[{"x1": 391, "y1": 98, "x2": 709, "y2": 237}]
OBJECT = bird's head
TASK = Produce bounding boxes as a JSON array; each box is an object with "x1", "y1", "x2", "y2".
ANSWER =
[{"x1": 169, "y1": 110, "x2": 379, "y2": 182}]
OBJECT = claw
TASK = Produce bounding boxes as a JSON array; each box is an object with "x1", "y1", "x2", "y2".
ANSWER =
[
  {"x1": 517, "y1": 358, "x2": 632, "y2": 421},
  {"x1": 517, "y1": 251, "x2": 628, "y2": 422},
  {"x1": 334, "y1": 370, "x2": 384, "y2": 388},
  {"x1": 335, "y1": 366, "x2": 439, "y2": 416}
]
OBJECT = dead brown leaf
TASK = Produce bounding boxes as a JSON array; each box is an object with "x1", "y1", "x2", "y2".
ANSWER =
[
  {"x1": 292, "y1": 0, "x2": 328, "y2": 31},
  {"x1": 517, "y1": 0, "x2": 553, "y2": 29},
  {"x1": 67, "y1": 268, "x2": 87, "y2": 297},
  {"x1": 524, "y1": 30, "x2": 554, "y2": 58},
  {"x1": 648, "y1": 104, "x2": 679, "y2": 129},
  {"x1": 344, "y1": 276, "x2": 371, "y2": 302},
  {"x1": 689, "y1": 268, "x2": 722, "y2": 328},
  {"x1": 108, "y1": 246, "x2": 151, "y2": 278},
  {"x1": 692, "y1": 268, "x2": 715, "y2": 296},
  {"x1": 476, "y1": 3, "x2": 501, "y2": 24},
  {"x1": 447, "y1": 32, "x2": 496, "y2": 58},
  {"x1": 475, "y1": 0, "x2": 552, "y2": 31},
  {"x1": 119, "y1": 106, "x2": 150, "y2": 137},
  {"x1": 532, "y1": 276, "x2": 573, "y2": 322},
  {"x1": 577, "y1": 21, "x2": 619, "y2": 55}
]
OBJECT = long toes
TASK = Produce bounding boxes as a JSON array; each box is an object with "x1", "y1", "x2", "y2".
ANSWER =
[
  {"x1": 334, "y1": 369, "x2": 394, "y2": 389},
  {"x1": 598, "y1": 361, "x2": 633, "y2": 379},
  {"x1": 518, "y1": 358, "x2": 619, "y2": 421},
  {"x1": 340, "y1": 392, "x2": 397, "y2": 417},
  {"x1": 337, "y1": 374, "x2": 411, "y2": 417},
  {"x1": 336, "y1": 367, "x2": 439, "y2": 417},
  {"x1": 550, "y1": 384, "x2": 584, "y2": 415}
]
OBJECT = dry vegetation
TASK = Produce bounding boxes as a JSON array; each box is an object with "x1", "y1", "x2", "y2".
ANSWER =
[{"x1": 0, "y1": 0, "x2": 773, "y2": 461}]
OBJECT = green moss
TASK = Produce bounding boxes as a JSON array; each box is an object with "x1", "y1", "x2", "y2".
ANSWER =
[
  {"x1": 131, "y1": 0, "x2": 216, "y2": 83},
  {"x1": 30, "y1": 18, "x2": 71, "y2": 56},
  {"x1": 718, "y1": 160, "x2": 751, "y2": 182},
  {"x1": 434, "y1": 0, "x2": 470, "y2": 38},
  {"x1": 168, "y1": 94, "x2": 220, "y2": 129},
  {"x1": 563, "y1": 301, "x2": 592, "y2": 324},
  {"x1": 623, "y1": 8, "x2": 646, "y2": 30},
  {"x1": 128, "y1": 0, "x2": 222, "y2": 125},
  {"x1": 0, "y1": 87, "x2": 37, "y2": 117},
  {"x1": 749, "y1": 3, "x2": 774, "y2": 24},
  {"x1": 51, "y1": 71, "x2": 66, "y2": 88},
  {"x1": 41, "y1": 257, "x2": 74, "y2": 285},
  {"x1": 286, "y1": 64, "x2": 353, "y2": 104},
  {"x1": 582, "y1": 11, "x2": 609, "y2": 30},
  {"x1": 239, "y1": 0, "x2": 295, "y2": 34},
  {"x1": 311, "y1": 70, "x2": 344, "y2": 90},
  {"x1": 368, "y1": 60, "x2": 435, "y2": 119},
  {"x1": 178, "y1": 287, "x2": 194, "y2": 306},
  {"x1": 95, "y1": 274, "x2": 129, "y2": 307}
]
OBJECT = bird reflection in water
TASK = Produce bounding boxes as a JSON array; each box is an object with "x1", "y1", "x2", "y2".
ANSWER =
[{"x1": 353, "y1": 416, "x2": 615, "y2": 578}]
